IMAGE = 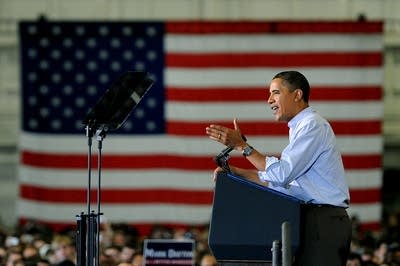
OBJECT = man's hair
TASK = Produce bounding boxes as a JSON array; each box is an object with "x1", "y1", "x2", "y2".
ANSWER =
[{"x1": 272, "y1": 71, "x2": 310, "y2": 103}]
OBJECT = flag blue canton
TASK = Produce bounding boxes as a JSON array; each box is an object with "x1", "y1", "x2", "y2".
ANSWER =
[{"x1": 20, "y1": 21, "x2": 165, "y2": 134}]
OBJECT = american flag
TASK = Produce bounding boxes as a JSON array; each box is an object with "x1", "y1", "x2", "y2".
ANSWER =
[{"x1": 19, "y1": 21, "x2": 383, "y2": 235}]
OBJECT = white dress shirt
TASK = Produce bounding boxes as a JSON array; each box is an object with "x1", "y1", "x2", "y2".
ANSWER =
[{"x1": 258, "y1": 107, "x2": 350, "y2": 207}]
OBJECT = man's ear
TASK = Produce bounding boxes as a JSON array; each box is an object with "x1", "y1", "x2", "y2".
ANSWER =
[{"x1": 295, "y1": 89, "x2": 303, "y2": 102}]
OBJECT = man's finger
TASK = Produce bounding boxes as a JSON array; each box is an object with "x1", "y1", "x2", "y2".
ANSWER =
[{"x1": 233, "y1": 118, "x2": 241, "y2": 132}]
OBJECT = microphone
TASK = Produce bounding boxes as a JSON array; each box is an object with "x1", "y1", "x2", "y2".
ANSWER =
[{"x1": 214, "y1": 135, "x2": 247, "y2": 169}]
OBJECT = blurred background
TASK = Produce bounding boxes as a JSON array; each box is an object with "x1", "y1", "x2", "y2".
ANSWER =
[{"x1": 0, "y1": 0, "x2": 399, "y2": 234}]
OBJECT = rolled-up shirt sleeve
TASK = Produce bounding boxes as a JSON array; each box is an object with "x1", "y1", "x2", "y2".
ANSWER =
[{"x1": 257, "y1": 114, "x2": 325, "y2": 188}]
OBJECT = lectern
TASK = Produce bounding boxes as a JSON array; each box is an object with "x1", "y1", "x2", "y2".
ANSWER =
[{"x1": 208, "y1": 172, "x2": 305, "y2": 265}]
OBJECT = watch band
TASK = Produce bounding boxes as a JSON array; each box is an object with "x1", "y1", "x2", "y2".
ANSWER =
[{"x1": 242, "y1": 145, "x2": 254, "y2": 157}]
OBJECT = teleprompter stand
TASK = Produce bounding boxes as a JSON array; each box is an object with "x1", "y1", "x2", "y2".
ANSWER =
[{"x1": 76, "y1": 71, "x2": 154, "y2": 266}]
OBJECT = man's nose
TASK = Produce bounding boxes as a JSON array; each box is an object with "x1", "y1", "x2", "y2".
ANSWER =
[{"x1": 267, "y1": 94, "x2": 274, "y2": 104}]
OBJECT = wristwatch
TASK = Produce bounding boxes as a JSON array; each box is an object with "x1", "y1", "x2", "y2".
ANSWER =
[{"x1": 242, "y1": 145, "x2": 254, "y2": 157}]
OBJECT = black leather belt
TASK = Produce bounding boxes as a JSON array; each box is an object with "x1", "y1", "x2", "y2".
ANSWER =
[{"x1": 305, "y1": 204, "x2": 346, "y2": 209}]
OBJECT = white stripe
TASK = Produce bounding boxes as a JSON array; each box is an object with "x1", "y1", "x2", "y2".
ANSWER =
[
  {"x1": 337, "y1": 136, "x2": 382, "y2": 154},
  {"x1": 17, "y1": 200, "x2": 380, "y2": 224},
  {"x1": 19, "y1": 166, "x2": 215, "y2": 190},
  {"x1": 166, "y1": 34, "x2": 382, "y2": 53},
  {"x1": 19, "y1": 166, "x2": 381, "y2": 190},
  {"x1": 17, "y1": 200, "x2": 212, "y2": 224},
  {"x1": 347, "y1": 203, "x2": 382, "y2": 223},
  {"x1": 346, "y1": 170, "x2": 382, "y2": 189},
  {"x1": 166, "y1": 102, "x2": 383, "y2": 121},
  {"x1": 166, "y1": 68, "x2": 383, "y2": 87},
  {"x1": 19, "y1": 132, "x2": 382, "y2": 155}
]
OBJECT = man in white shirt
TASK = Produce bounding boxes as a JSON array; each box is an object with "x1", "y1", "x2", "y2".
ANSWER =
[{"x1": 206, "y1": 70, "x2": 352, "y2": 266}]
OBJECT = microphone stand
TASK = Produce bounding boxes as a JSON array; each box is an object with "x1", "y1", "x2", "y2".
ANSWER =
[
  {"x1": 214, "y1": 135, "x2": 247, "y2": 173},
  {"x1": 214, "y1": 147, "x2": 233, "y2": 173}
]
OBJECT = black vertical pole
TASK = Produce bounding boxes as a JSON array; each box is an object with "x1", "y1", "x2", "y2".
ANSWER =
[{"x1": 76, "y1": 213, "x2": 87, "y2": 266}]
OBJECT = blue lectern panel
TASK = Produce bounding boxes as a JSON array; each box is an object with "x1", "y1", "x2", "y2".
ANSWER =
[{"x1": 209, "y1": 172, "x2": 304, "y2": 262}]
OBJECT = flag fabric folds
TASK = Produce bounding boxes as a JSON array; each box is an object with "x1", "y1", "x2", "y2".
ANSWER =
[{"x1": 18, "y1": 21, "x2": 383, "y2": 234}]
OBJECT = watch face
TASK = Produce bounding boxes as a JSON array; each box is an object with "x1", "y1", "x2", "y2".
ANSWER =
[{"x1": 243, "y1": 146, "x2": 253, "y2": 156}]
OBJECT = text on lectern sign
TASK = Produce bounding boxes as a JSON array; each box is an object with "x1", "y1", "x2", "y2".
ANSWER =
[{"x1": 143, "y1": 239, "x2": 195, "y2": 265}]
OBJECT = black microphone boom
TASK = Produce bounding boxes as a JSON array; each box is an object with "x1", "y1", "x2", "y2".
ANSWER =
[{"x1": 214, "y1": 135, "x2": 247, "y2": 170}]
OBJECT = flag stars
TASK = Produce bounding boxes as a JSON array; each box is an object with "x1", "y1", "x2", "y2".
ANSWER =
[
  {"x1": 22, "y1": 22, "x2": 164, "y2": 134},
  {"x1": 75, "y1": 26, "x2": 85, "y2": 36},
  {"x1": 52, "y1": 26, "x2": 61, "y2": 35},
  {"x1": 111, "y1": 61, "x2": 121, "y2": 71},
  {"x1": 123, "y1": 50, "x2": 133, "y2": 60},
  {"x1": 28, "y1": 96, "x2": 37, "y2": 106},
  {"x1": 40, "y1": 108, "x2": 50, "y2": 118},
  {"x1": 40, "y1": 38, "x2": 49, "y2": 47},
  {"x1": 75, "y1": 120, "x2": 84, "y2": 131},
  {"x1": 75, "y1": 73, "x2": 85, "y2": 83},
  {"x1": 51, "y1": 97, "x2": 61, "y2": 107},
  {"x1": 147, "y1": 50, "x2": 157, "y2": 61},
  {"x1": 28, "y1": 72, "x2": 37, "y2": 82},
  {"x1": 51, "y1": 50, "x2": 61, "y2": 60},
  {"x1": 87, "y1": 38, "x2": 97, "y2": 48},
  {"x1": 146, "y1": 121, "x2": 157, "y2": 131},
  {"x1": 51, "y1": 119, "x2": 62, "y2": 130},
  {"x1": 75, "y1": 50, "x2": 85, "y2": 60},
  {"x1": 99, "y1": 50, "x2": 109, "y2": 60},
  {"x1": 146, "y1": 26, "x2": 157, "y2": 37},
  {"x1": 28, "y1": 25, "x2": 37, "y2": 35},
  {"x1": 39, "y1": 85, "x2": 49, "y2": 95},
  {"x1": 63, "y1": 61, "x2": 73, "y2": 71},
  {"x1": 122, "y1": 26, "x2": 133, "y2": 36},
  {"x1": 111, "y1": 38, "x2": 121, "y2": 48},
  {"x1": 134, "y1": 61, "x2": 145, "y2": 71},
  {"x1": 135, "y1": 38, "x2": 145, "y2": 49},
  {"x1": 75, "y1": 97, "x2": 85, "y2": 108},
  {"x1": 28, "y1": 119, "x2": 38, "y2": 129},
  {"x1": 63, "y1": 85, "x2": 73, "y2": 95},
  {"x1": 63, "y1": 107, "x2": 73, "y2": 118},
  {"x1": 146, "y1": 98, "x2": 157, "y2": 108},
  {"x1": 87, "y1": 61, "x2": 97, "y2": 71},
  {"x1": 134, "y1": 108, "x2": 145, "y2": 119},
  {"x1": 87, "y1": 85, "x2": 97, "y2": 96},
  {"x1": 99, "y1": 26, "x2": 109, "y2": 36},
  {"x1": 122, "y1": 121, "x2": 132, "y2": 130},
  {"x1": 63, "y1": 38, "x2": 73, "y2": 48},
  {"x1": 99, "y1": 74, "x2": 109, "y2": 84},
  {"x1": 28, "y1": 49, "x2": 37, "y2": 59},
  {"x1": 52, "y1": 73, "x2": 61, "y2": 84},
  {"x1": 39, "y1": 60, "x2": 49, "y2": 70},
  {"x1": 149, "y1": 73, "x2": 157, "y2": 83}
]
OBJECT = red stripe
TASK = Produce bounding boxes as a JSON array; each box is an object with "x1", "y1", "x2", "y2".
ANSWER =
[
  {"x1": 18, "y1": 217, "x2": 379, "y2": 237},
  {"x1": 167, "y1": 121, "x2": 381, "y2": 136},
  {"x1": 358, "y1": 222, "x2": 381, "y2": 232},
  {"x1": 18, "y1": 218, "x2": 210, "y2": 236},
  {"x1": 167, "y1": 52, "x2": 382, "y2": 68},
  {"x1": 167, "y1": 86, "x2": 382, "y2": 102},
  {"x1": 21, "y1": 151, "x2": 381, "y2": 170},
  {"x1": 166, "y1": 21, "x2": 382, "y2": 34},
  {"x1": 350, "y1": 188, "x2": 381, "y2": 203},
  {"x1": 20, "y1": 185, "x2": 213, "y2": 204},
  {"x1": 19, "y1": 184, "x2": 378, "y2": 205},
  {"x1": 342, "y1": 154, "x2": 381, "y2": 169}
]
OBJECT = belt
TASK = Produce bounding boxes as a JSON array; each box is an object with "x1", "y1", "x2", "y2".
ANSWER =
[{"x1": 305, "y1": 204, "x2": 346, "y2": 209}]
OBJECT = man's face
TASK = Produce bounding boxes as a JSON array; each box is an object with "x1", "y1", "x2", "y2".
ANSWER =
[{"x1": 268, "y1": 78, "x2": 299, "y2": 122}]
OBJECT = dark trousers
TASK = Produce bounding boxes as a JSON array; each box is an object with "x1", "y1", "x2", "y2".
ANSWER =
[{"x1": 293, "y1": 205, "x2": 352, "y2": 266}]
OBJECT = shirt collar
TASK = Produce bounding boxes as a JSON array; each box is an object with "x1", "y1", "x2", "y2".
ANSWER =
[{"x1": 288, "y1": 106, "x2": 314, "y2": 129}]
